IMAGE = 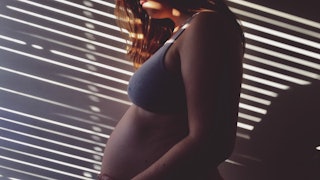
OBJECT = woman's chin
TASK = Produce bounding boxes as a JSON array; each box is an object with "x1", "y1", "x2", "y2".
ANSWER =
[{"x1": 142, "y1": 1, "x2": 163, "y2": 10}]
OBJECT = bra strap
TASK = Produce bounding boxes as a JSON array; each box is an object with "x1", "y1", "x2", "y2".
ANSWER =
[{"x1": 167, "y1": 12, "x2": 201, "y2": 42}]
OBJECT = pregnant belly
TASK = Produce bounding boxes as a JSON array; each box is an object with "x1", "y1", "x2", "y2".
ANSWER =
[{"x1": 100, "y1": 105, "x2": 188, "y2": 179}]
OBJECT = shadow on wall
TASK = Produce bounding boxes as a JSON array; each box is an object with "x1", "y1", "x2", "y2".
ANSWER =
[{"x1": 249, "y1": 81, "x2": 320, "y2": 180}]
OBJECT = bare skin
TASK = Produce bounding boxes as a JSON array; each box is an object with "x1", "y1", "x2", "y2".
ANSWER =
[
  {"x1": 100, "y1": 1, "x2": 243, "y2": 179},
  {"x1": 100, "y1": 105, "x2": 189, "y2": 179}
]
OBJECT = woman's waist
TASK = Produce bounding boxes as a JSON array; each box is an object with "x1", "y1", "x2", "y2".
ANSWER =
[
  {"x1": 116, "y1": 105, "x2": 189, "y2": 145},
  {"x1": 120, "y1": 104, "x2": 188, "y2": 130}
]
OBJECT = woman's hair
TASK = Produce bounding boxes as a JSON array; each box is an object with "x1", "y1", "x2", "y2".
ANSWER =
[{"x1": 115, "y1": 0, "x2": 244, "y2": 68}]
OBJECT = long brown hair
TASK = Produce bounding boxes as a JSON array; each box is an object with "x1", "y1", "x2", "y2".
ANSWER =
[{"x1": 115, "y1": 0, "x2": 244, "y2": 68}]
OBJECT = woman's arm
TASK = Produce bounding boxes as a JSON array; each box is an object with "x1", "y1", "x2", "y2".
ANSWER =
[{"x1": 133, "y1": 12, "x2": 242, "y2": 179}]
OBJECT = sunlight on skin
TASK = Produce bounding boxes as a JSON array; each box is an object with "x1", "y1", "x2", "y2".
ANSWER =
[
  {"x1": 140, "y1": 0, "x2": 181, "y2": 17},
  {"x1": 141, "y1": 1, "x2": 162, "y2": 10},
  {"x1": 172, "y1": 8, "x2": 181, "y2": 17}
]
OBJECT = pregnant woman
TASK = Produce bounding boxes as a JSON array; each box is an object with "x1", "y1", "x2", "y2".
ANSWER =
[{"x1": 99, "y1": 0, "x2": 244, "y2": 179}]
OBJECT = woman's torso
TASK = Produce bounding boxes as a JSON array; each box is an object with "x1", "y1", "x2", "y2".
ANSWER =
[{"x1": 101, "y1": 11, "x2": 242, "y2": 179}]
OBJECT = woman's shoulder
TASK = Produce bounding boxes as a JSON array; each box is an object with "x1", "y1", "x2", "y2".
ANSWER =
[
  {"x1": 183, "y1": 10, "x2": 242, "y2": 47},
  {"x1": 178, "y1": 10, "x2": 243, "y2": 63},
  {"x1": 182, "y1": 11, "x2": 235, "y2": 45},
  {"x1": 190, "y1": 10, "x2": 237, "y2": 31}
]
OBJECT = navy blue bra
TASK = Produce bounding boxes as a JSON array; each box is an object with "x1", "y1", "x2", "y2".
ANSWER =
[{"x1": 127, "y1": 22, "x2": 192, "y2": 113}]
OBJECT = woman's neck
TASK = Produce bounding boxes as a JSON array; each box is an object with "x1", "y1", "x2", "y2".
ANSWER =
[{"x1": 170, "y1": 11, "x2": 194, "y2": 32}]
